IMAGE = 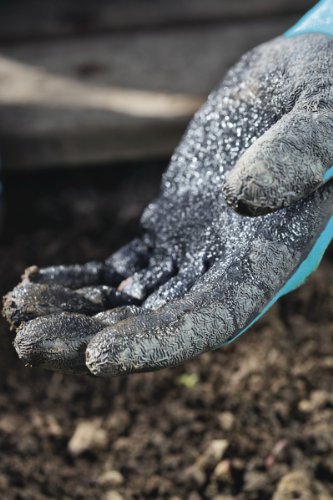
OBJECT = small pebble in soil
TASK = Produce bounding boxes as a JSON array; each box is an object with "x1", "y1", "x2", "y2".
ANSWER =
[
  {"x1": 217, "y1": 411, "x2": 235, "y2": 431},
  {"x1": 272, "y1": 470, "x2": 331, "y2": 500},
  {"x1": 97, "y1": 470, "x2": 124, "y2": 487},
  {"x1": 214, "y1": 460, "x2": 232, "y2": 481},
  {"x1": 197, "y1": 439, "x2": 229, "y2": 470},
  {"x1": 68, "y1": 419, "x2": 108, "y2": 456}
]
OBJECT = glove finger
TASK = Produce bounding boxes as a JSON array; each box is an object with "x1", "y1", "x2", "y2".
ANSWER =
[
  {"x1": 13, "y1": 306, "x2": 141, "y2": 374},
  {"x1": 223, "y1": 101, "x2": 333, "y2": 215},
  {"x1": 25, "y1": 261, "x2": 123, "y2": 289},
  {"x1": 3, "y1": 282, "x2": 137, "y2": 327},
  {"x1": 14, "y1": 313, "x2": 104, "y2": 375}
]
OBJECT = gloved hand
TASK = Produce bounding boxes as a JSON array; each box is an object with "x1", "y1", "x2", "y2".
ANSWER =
[{"x1": 3, "y1": 27, "x2": 333, "y2": 375}]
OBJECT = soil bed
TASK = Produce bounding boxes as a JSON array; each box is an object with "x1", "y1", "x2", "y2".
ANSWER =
[{"x1": 0, "y1": 162, "x2": 333, "y2": 499}]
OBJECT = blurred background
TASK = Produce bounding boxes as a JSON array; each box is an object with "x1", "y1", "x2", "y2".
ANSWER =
[{"x1": 3, "y1": 1, "x2": 333, "y2": 499}]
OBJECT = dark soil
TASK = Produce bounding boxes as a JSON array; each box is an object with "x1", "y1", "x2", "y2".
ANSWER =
[{"x1": 1, "y1": 162, "x2": 333, "y2": 500}]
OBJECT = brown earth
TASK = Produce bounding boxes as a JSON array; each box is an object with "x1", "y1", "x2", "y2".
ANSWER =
[{"x1": 0, "y1": 162, "x2": 333, "y2": 500}]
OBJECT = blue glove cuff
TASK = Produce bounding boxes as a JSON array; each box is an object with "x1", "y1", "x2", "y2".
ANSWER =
[{"x1": 285, "y1": 0, "x2": 333, "y2": 38}]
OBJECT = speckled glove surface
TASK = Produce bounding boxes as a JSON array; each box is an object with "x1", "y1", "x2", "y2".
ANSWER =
[{"x1": 3, "y1": 25, "x2": 333, "y2": 375}]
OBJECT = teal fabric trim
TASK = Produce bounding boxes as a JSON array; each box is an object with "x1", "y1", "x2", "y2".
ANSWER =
[
  {"x1": 324, "y1": 166, "x2": 333, "y2": 181},
  {"x1": 285, "y1": 0, "x2": 333, "y2": 38},
  {"x1": 225, "y1": 212, "x2": 333, "y2": 344}
]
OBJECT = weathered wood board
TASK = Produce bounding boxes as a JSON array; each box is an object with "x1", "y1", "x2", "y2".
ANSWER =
[
  {"x1": 0, "y1": 0, "x2": 316, "y2": 41},
  {"x1": 0, "y1": 3, "x2": 312, "y2": 169}
]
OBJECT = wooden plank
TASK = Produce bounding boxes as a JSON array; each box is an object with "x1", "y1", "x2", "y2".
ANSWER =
[
  {"x1": 0, "y1": 0, "x2": 316, "y2": 42},
  {"x1": 0, "y1": 17, "x2": 299, "y2": 169}
]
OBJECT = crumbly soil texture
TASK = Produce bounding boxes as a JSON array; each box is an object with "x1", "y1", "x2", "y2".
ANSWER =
[{"x1": 1, "y1": 162, "x2": 333, "y2": 500}]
